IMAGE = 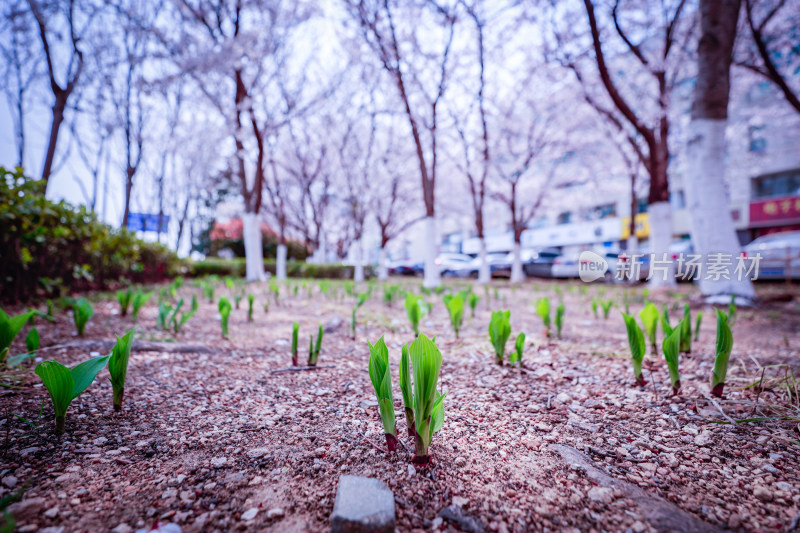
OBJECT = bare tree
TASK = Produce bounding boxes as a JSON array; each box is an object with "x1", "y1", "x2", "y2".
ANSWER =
[
  {"x1": 685, "y1": 0, "x2": 755, "y2": 303},
  {"x1": 27, "y1": 0, "x2": 90, "y2": 191},
  {"x1": 344, "y1": 0, "x2": 458, "y2": 288}
]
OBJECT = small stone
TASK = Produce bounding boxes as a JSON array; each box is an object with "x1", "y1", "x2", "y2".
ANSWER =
[
  {"x1": 266, "y1": 508, "x2": 284, "y2": 519},
  {"x1": 630, "y1": 520, "x2": 647, "y2": 533},
  {"x1": 210, "y1": 457, "x2": 227, "y2": 468},
  {"x1": 241, "y1": 508, "x2": 258, "y2": 521},
  {"x1": 452, "y1": 496, "x2": 469, "y2": 507},
  {"x1": 111, "y1": 524, "x2": 133, "y2": 533},
  {"x1": 2, "y1": 476, "x2": 17, "y2": 488},
  {"x1": 94, "y1": 437, "x2": 108, "y2": 445},
  {"x1": 587, "y1": 486, "x2": 614, "y2": 504},
  {"x1": 693, "y1": 431, "x2": 712, "y2": 446},
  {"x1": 439, "y1": 504, "x2": 484, "y2": 533},
  {"x1": 248, "y1": 476, "x2": 263, "y2": 486},
  {"x1": 44, "y1": 506, "x2": 59, "y2": 518},
  {"x1": 407, "y1": 464, "x2": 415, "y2": 477},
  {"x1": 331, "y1": 475, "x2": 395, "y2": 533},
  {"x1": 753, "y1": 486, "x2": 773, "y2": 502},
  {"x1": 762, "y1": 464, "x2": 778, "y2": 474},
  {"x1": 454, "y1": 457, "x2": 467, "y2": 467},
  {"x1": 247, "y1": 448, "x2": 269, "y2": 459},
  {"x1": 39, "y1": 528, "x2": 65, "y2": 533},
  {"x1": 776, "y1": 481, "x2": 792, "y2": 492}
]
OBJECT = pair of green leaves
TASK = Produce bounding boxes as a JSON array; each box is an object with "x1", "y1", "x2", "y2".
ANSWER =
[
  {"x1": 0, "y1": 309, "x2": 34, "y2": 365},
  {"x1": 488, "y1": 310, "x2": 511, "y2": 364},
  {"x1": 404, "y1": 293, "x2": 430, "y2": 337},
  {"x1": 308, "y1": 324, "x2": 324, "y2": 366},
  {"x1": 117, "y1": 287, "x2": 133, "y2": 317},
  {"x1": 73, "y1": 298, "x2": 93, "y2": 336},
  {"x1": 509, "y1": 332, "x2": 525, "y2": 367},
  {"x1": 443, "y1": 292, "x2": 465, "y2": 338},
  {"x1": 535, "y1": 298, "x2": 551, "y2": 335},
  {"x1": 622, "y1": 312, "x2": 646, "y2": 385},
  {"x1": 639, "y1": 303, "x2": 659, "y2": 354},
  {"x1": 368, "y1": 336, "x2": 396, "y2": 444},
  {"x1": 131, "y1": 291, "x2": 151, "y2": 323}
]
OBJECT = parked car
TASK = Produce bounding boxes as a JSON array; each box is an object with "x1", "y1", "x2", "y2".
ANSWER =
[
  {"x1": 492, "y1": 248, "x2": 540, "y2": 278},
  {"x1": 744, "y1": 230, "x2": 800, "y2": 280},
  {"x1": 436, "y1": 253, "x2": 473, "y2": 276},
  {"x1": 388, "y1": 259, "x2": 423, "y2": 276},
  {"x1": 553, "y1": 250, "x2": 621, "y2": 281},
  {"x1": 450, "y1": 253, "x2": 508, "y2": 278},
  {"x1": 522, "y1": 248, "x2": 562, "y2": 278}
]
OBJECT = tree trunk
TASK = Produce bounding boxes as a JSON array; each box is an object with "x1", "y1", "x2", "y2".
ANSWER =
[
  {"x1": 243, "y1": 212, "x2": 266, "y2": 281},
  {"x1": 422, "y1": 216, "x2": 440, "y2": 288},
  {"x1": 647, "y1": 201, "x2": 675, "y2": 288},
  {"x1": 511, "y1": 241, "x2": 524, "y2": 283},
  {"x1": 122, "y1": 167, "x2": 134, "y2": 230},
  {"x1": 353, "y1": 238, "x2": 365, "y2": 283},
  {"x1": 276, "y1": 243, "x2": 288, "y2": 281},
  {"x1": 378, "y1": 247, "x2": 389, "y2": 281},
  {"x1": 41, "y1": 94, "x2": 66, "y2": 193},
  {"x1": 477, "y1": 238, "x2": 490, "y2": 284}
]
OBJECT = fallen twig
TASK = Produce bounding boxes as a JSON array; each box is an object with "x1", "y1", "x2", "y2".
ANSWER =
[{"x1": 695, "y1": 386, "x2": 737, "y2": 424}]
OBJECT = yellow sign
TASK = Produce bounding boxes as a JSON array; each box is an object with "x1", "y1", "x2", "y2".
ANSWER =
[{"x1": 621, "y1": 213, "x2": 650, "y2": 239}]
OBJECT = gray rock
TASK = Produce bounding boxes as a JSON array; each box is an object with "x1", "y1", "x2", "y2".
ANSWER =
[
  {"x1": 331, "y1": 475, "x2": 395, "y2": 533},
  {"x1": 324, "y1": 317, "x2": 344, "y2": 334},
  {"x1": 241, "y1": 508, "x2": 258, "y2": 521},
  {"x1": 1, "y1": 475, "x2": 17, "y2": 488},
  {"x1": 111, "y1": 524, "x2": 133, "y2": 533},
  {"x1": 439, "y1": 504, "x2": 484, "y2": 533}
]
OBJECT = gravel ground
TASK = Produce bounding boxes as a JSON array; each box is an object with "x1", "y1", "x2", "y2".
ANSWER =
[{"x1": 1, "y1": 278, "x2": 799, "y2": 533}]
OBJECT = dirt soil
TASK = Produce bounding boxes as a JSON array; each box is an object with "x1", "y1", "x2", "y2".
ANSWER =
[{"x1": 2, "y1": 278, "x2": 800, "y2": 533}]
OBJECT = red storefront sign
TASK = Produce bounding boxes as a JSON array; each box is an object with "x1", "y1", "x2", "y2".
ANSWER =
[{"x1": 749, "y1": 195, "x2": 800, "y2": 227}]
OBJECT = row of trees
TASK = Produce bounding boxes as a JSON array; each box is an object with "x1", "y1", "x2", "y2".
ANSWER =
[{"x1": 2, "y1": 0, "x2": 798, "y2": 299}]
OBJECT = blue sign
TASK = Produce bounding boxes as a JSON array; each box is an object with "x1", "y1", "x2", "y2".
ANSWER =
[{"x1": 127, "y1": 213, "x2": 169, "y2": 233}]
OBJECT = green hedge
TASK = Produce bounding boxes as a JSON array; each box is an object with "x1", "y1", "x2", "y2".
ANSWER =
[
  {"x1": 189, "y1": 258, "x2": 375, "y2": 279},
  {"x1": 1, "y1": 167, "x2": 186, "y2": 302}
]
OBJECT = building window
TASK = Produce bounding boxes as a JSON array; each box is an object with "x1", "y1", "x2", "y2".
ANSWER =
[
  {"x1": 588, "y1": 203, "x2": 617, "y2": 220},
  {"x1": 636, "y1": 198, "x2": 648, "y2": 214},
  {"x1": 556, "y1": 212, "x2": 572, "y2": 225},
  {"x1": 670, "y1": 190, "x2": 686, "y2": 210},
  {"x1": 748, "y1": 124, "x2": 766, "y2": 153},
  {"x1": 752, "y1": 170, "x2": 800, "y2": 199}
]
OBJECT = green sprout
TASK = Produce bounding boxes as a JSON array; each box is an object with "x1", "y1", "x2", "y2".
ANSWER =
[
  {"x1": 468, "y1": 293, "x2": 479, "y2": 318},
  {"x1": 291, "y1": 321, "x2": 299, "y2": 366},
  {"x1": 218, "y1": 297, "x2": 232, "y2": 338},
  {"x1": 488, "y1": 310, "x2": 511, "y2": 365},
  {"x1": 622, "y1": 313, "x2": 646, "y2": 386},
  {"x1": 352, "y1": 293, "x2": 369, "y2": 338},
  {"x1": 367, "y1": 336, "x2": 397, "y2": 452},
  {"x1": 535, "y1": 297, "x2": 551, "y2": 337},
  {"x1": 157, "y1": 301, "x2": 172, "y2": 330},
  {"x1": 728, "y1": 295, "x2": 737, "y2": 325},
  {"x1": 72, "y1": 298, "x2": 93, "y2": 337},
  {"x1": 170, "y1": 295, "x2": 198, "y2": 334},
  {"x1": 694, "y1": 312, "x2": 703, "y2": 342},
  {"x1": 35, "y1": 353, "x2": 109, "y2": 434},
  {"x1": 308, "y1": 324, "x2": 324, "y2": 366},
  {"x1": 108, "y1": 329, "x2": 135, "y2": 412},
  {"x1": 680, "y1": 304, "x2": 692, "y2": 354},
  {"x1": 662, "y1": 321, "x2": 683, "y2": 395},
  {"x1": 202, "y1": 280, "x2": 215, "y2": 302},
  {"x1": 399, "y1": 343, "x2": 415, "y2": 437},
  {"x1": 591, "y1": 298, "x2": 598, "y2": 319},
  {"x1": 117, "y1": 287, "x2": 133, "y2": 317},
  {"x1": 131, "y1": 291, "x2": 151, "y2": 323},
  {"x1": 510, "y1": 332, "x2": 525, "y2": 368},
  {"x1": 661, "y1": 305, "x2": 673, "y2": 337},
  {"x1": 443, "y1": 292, "x2": 465, "y2": 338},
  {"x1": 270, "y1": 279, "x2": 280, "y2": 304},
  {"x1": 711, "y1": 310, "x2": 734, "y2": 398},
  {"x1": 639, "y1": 303, "x2": 659, "y2": 355},
  {"x1": 224, "y1": 277, "x2": 234, "y2": 291},
  {"x1": 408, "y1": 334, "x2": 445, "y2": 464},
  {"x1": 234, "y1": 291, "x2": 244, "y2": 310},
  {"x1": 404, "y1": 293, "x2": 430, "y2": 336},
  {"x1": 554, "y1": 303, "x2": 565, "y2": 339},
  {"x1": 0, "y1": 309, "x2": 33, "y2": 365},
  {"x1": 247, "y1": 294, "x2": 255, "y2": 322},
  {"x1": 263, "y1": 299, "x2": 270, "y2": 314},
  {"x1": 8, "y1": 326, "x2": 40, "y2": 367},
  {"x1": 600, "y1": 299, "x2": 613, "y2": 319},
  {"x1": 383, "y1": 284, "x2": 400, "y2": 306}
]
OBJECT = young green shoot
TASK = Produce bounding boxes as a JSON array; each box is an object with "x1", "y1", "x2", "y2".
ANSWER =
[
  {"x1": 591, "y1": 298, "x2": 598, "y2": 319},
  {"x1": 291, "y1": 321, "x2": 299, "y2": 366},
  {"x1": 662, "y1": 321, "x2": 683, "y2": 395},
  {"x1": 247, "y1": 294, "x2": 255, "y2": 322},
  {"x1": 661, "y1": 305, "x2": 673, "y2": 337},
  {"x1": 555, "y1": 303, "x2": 565, "y2": 339},
  {"x1": 443, "y1": 292, "x2": 465, "y2": 338},
  {"x1": 535, "y1": 297, "x2": 551, "y2": 337},
  {"x1": 711, "y1": 310, "x2": 734, "y2": 398},
  {"x1": 680, "y1": 304, "x2": 692, "y2": 354},
  {"x1": 600, "y1": 299, "x2": 613, "y2": 319},
  {"x1": 352, "y1": 293, "x2": 369, "y2": 338},
  {"x1": 639, "y1": 303, "x2": 659, "y2": 355},
  {"x1": 170, "y1": 295, "x2": 198, "y2": 334},
  {"x1": 308, "y1": 325, "x2": 324, "y2": 366},
  {"x1": 157, "y1": 301, "x2": 172, "y2": 330},
  {"x1": 108, "y1": 329, "x2": 135, "y2": 412},
  {"x1": 488, "y1": 310, "x2": 511, "y2": 365},
  {"x1": 131, "y1": 291, "x2": 151, "y2": 323},
  {"x1": 408, "y1": 334, "x2": 445, "y2": 464},
  {"x1": 367, "y1": 336, "x2": 397, "y2": 452},
  {"x1": 0, "y1": 308, "x2": 33, "y2": 365},
  {"x1": 510, "y1": 332, "x2": 525, "y2": 368},
  {"x1": 622, "y1": 313, "x2": 646, "y2": 386},
  {"x1": 35, "y1": 353, "x2": 109, "y2": 434},
  {"x1": 468, "y1": 293, "x2": 479, "y2": 318},
  {"x1": 399, "y1": 343, "x2": 415, "y2": 437},
  {"x1": 405, "y1": 293, "x2": 429, "y2": 336},
  {"x1": 117, "y1": 287, "x2": 133, "y2": 317},
  {"x1": 72, "y1": 298, "x2": 93, "y2": 337},
  {"x1": 218, "y1": 297, "x2": 232, "y2": 338},
  {"x1": 728, "y1": 295, "x2": 737, "y2": 325},
  {"x1": 694, "y1": 312, "x2": 703, "y2": 342}
]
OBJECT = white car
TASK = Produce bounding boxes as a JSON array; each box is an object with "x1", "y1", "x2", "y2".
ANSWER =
[
  {"x1": 435, "y1": 253, "x2": 473, "y2": 276},
  {"x1": 744, "y1": 231, "x2": 800, "y2": 280}
]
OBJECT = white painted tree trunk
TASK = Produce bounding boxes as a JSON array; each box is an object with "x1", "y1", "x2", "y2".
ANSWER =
[
  {"x1": 242, "y1": 212, "x2": 266, "y2": 282},
  {"x1": 647, "y1": 202, "x2": 676, "y2": 288},
  {"x1": 510, "y1": 241, "x2": 524, "y2": 283},
  {"x1": 477, "y1": 239, "x2": 490, "y2": 284},
  {"x1": 626, "y1": 236, "x2": 638, "y2": 253},
  {"x1": 685, "y1": 119, "x2": 755, "y2": 303},
  {"x1": 353, "y1": 239, "x2": 365, "y2": 283},
  {"x1": 378, "y1": 247, "x2": 389, "y2": 281},
  {"x1": 422, "y1": 216, "x2": 441, "y2": 288},
  {"x1": 276, "y1": 243, "x2": 287, "y2": 281}
]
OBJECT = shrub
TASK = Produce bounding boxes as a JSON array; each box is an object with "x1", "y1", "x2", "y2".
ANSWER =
[
  {"x1": 35, "y1": 353, "x2": 109, "y2": 434},
  {"x1": 711, "y1": 310, "x2": 734, "y2": 398},
  {"x1": 108, "y1": 329, "x2": 135, "y2": 412},
  {"x1": 73, "y1": 298, "x2": 93, "y2": 337},
  {"x1": 218, "y1": 298, "x2": 232, "y2": 338},
  {"x1": 535, "y1": 298, "x2": 551, "y2": 337},
  {"x1": 367, "y1": 336, "x2": 397, "y2": 452},
  {"x1": 488, "y1": 310, "x2": 511, "y2": 365},
  {"x1": 1, "y1": 167, "x2": 185, "y2": 302},
  {"x1": 622, "y1": 313, "x2": 646, "y2": 386},
  {"x1": 188, "y1": 258, "x2": 374, "y2": 279}
]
